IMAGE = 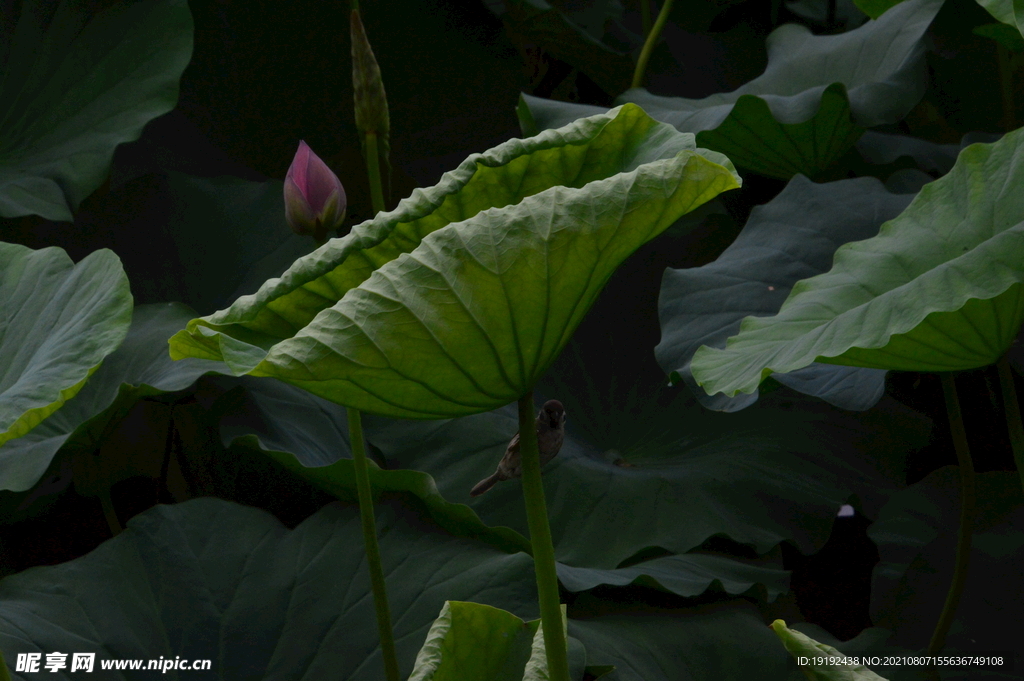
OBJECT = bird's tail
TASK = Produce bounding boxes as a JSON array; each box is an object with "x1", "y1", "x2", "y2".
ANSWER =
[{"x1": 470, "y1": 472, "x2": 501, "y2": 497}]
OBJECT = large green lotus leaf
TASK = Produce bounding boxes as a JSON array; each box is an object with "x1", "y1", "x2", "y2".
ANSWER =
[
  {"x1": 556, "y1": 553, "x2": 790, "y2": 602},
  {"x1": 691, "y1": 128, "x2": 1024, "y2": 398},
  {"x1": 977, "y1": 0, "x2": 1012, "y2": 26},
  {"x1": 0, "y1": 497, "x2": 799, "y2": 681},
  {"x1": 480, "y1": 0, "x2": 639, "y2": 96},
  {"x1": 207, "y1": 373, "x2": 788, "y2": 600},
  {"x1": 868, "y1": 467, "x2": 1024, "y2": 661},
  {"x1": 0, "y1": 244, "x2": 131, "y2": 454},
  {"x1": 363, "y1": 385, "x2": 928, "y2": 569},
  {"x1": 0, "y1": 0, "x2": 193, "y2": 220},
  {"x1": 169, "y1": 104, "x2": 741, "y2": 419},
  {"x1": 0, "y1": 497, "x2": 540, "y2": 680},
  {"x1": 519, "y1": 0, "x2": 940, "y2": 179},
  {"x1": 213, "y1": 374, "x2": 530, "y2": 554},
  {"x1": 855, "y1": 131, "x2": 1002, "y2": 177},
  {"x1": 568, "y1": 601, "x2": 802, "y2": 681},
  {"x1": 0, "y1": 303, "x2": 223, "y2": 493},
  {"x1": 658, "y1": 175, "x2": 912, "y2": 413}
]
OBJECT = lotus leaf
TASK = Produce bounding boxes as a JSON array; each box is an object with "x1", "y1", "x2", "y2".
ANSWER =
[
  {"x1": 0, "y1": 0, "x2": 193, "y2": 220},
  {"x1": 691, "y1": 127, "x2": 1024, "y2": 398},
  {"x1": 657, "y1": 175, "x2": 911, "y2": 412},
  {"x1": 0, "y1": 244, "x2": 131, "y2": 468},
  {"x1": 169, "y1": 104, "x2": 741, "y2": 418}
]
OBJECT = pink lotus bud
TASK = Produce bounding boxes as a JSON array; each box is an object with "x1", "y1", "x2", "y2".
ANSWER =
[{"x1": 284, "y1": 140, "x2": 347, "y2": 243}]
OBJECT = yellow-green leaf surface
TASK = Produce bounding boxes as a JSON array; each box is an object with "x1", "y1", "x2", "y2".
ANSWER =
[
  {"x1": 770, "y1": 620, "x2": 888, "y2": 680},
  {"x1": 691, "y1": 127, "x2": 1024, "y2": 399},
  {"x1": 408, "y1": 602, "x2": 578, "y2": 681},
  {"x1": 408, "y1": 601, "x2": 538, "y2": 681},
  {"x1": 170, "y1": 104, "x2": 740, "y2": 418},
  {"x1": 0, "y1": 243, "x2": 132, "y2": 448}
]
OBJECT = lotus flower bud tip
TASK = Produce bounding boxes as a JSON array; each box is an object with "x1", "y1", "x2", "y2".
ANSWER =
[{"x1": 284, "y1": 140, "x2": 347, "y2": 242}]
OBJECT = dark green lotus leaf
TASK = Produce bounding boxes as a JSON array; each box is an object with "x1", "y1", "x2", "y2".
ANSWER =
[
  {"x1": 856, "y1": 132, "x2": 960, "y2": 175},
  {"x1": 868, "y1": 467, "x2": 1024, "y2": 661},
  {"x1": 207, "y1": 373, "x2": 792, "y2": 600},
  {"x1": 0, "y1": 497, "x2": 540, "y2": 680},
  {"x1": 363, "y1": 384, "x2": 928, "y2": 570},
  {"x1": 0, "y1": 303, "x2": 222, "y2": 493},
  {"x1": 481, "y1": 0, "x2": 639, "y2": 96},
  {"x1": 0, "y1": 244, "x2": 132, "y2": 469},
  {"x1": 169, "y1": 105, "x2": 741, "y2": 419},
  {"x1": 556, "y1": 552, "x2": 790, "y2": 601},
  {"x1": 215, "y1": 376, "x2": 530, "y2": 554},
  {"x1": 0, "y1": 496, "x2": 812, "y2": 681},
  {"x1": 0, "y1": 0, "x2": 193, "y2": 220},
  {"x1": 691, "y1": 127, "x2": 1024, "y2": 398},
  {"x1": 974, "y1": 22, "x2": 1024, "y2": 50},
  {"x1": 520, "y1": 0, "x2": 940, "y2": 179},
  {"x1": 880, "y1": 168, "x2": 932, "y2": 194},
  {"x1": 160, "y1": 172, "x2": 318, "y2": 316},
  {"x1": 856, "y1": 131, "x2": 1002, "y2": 177},
  {"x1": 854, "y1": 0, "x2": 908, "y2": 18},
  {"x1": 690, "y1": 82, "x2": 865, "y2": 180},
  {"x1": 568, "y1": 601, "x2": 799, "y2": 681},
  {"x1": 658, "y1": 175, "x2": 912, "y2": 412}
]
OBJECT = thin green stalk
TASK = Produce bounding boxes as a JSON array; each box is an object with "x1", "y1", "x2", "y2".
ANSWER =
[
  {"x1": 631, "y1": 0, "x2": 674, "y2": 89},
  {"x1": 347, "y1": 407, "x2": 400, "y2": 681},
  {"x1": 928, "y1": 374, "x2": 976, "y2": 656},
  {"x1": 996, "y1": 355, "x2": 1024, "y2": 494},
  {"x1": 364, "y1": 132, "x2": 386, "y2": 215},
  {"x1": 517, "y1": 392, "x2": 570, "y2": 681},
  {"x1": 640, "y1": 0, "x2": 652, "y2": 37},
  {"x1": 997, "y1": 43, "x2": 1015, "y2": 132}
]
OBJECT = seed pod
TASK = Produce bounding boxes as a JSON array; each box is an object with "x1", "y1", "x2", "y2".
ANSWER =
[{"x1": 351, "y1": 8, "x2": 390, "y2": 165}]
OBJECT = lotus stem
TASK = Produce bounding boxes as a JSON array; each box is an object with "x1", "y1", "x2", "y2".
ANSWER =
[
  {"x1": 347, "y1": 407, "x2": 400, "y2": 681},
  {"x1": 631, "y1": 0, "x2": 673, "y2": 89},
  {"x1": 928, "y1": 374, "x2": 976, "y2": 656},
  {"x1": 364, "y1": 132, "x2": 386, "y2": 215},
  {"x1": 996, "y1": 355, "x2": 1024, "y2": 494},
  {"x1": 517, "y1": 391, "x2": 570, "y2": 681}
]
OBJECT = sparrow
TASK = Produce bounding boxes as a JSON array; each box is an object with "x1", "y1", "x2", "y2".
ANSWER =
[{"x1": 470, "y1": 399, "x2": 566, "y2": 497}]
